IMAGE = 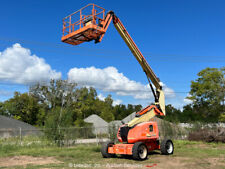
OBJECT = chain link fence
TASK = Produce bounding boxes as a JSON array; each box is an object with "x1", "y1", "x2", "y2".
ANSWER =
[
  {"x1": 0, "y1": 123, "x2": 224, "y2": 147},
  {"x1": 0, "y1": 126, "x2": 110, "y2": 147}
]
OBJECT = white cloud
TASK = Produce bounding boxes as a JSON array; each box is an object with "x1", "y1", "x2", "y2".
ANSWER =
[
  {"x1": 97, "y1": 93, "x2": 105, "y2": 101},
  {"x1": 183, "y1": 98, "x2": 192, "y2": 104},
  {"x1": 97, "y1": 93, "x2": 122, "y2": 106},
  {"x1": 165, "y1": 94, "x2": 193, "y2": 110},
  {"x1": 0, "y1": 90, "x2": 12, "y2": 97},
  {"x1": 183, "y1": 94, "x2": 193, "y2": 104},
  {"x1": 68, "y1": 66, "x2": 175, "y2": 100},
  {"x1": 0, "y1": 43, "x2": 61, "y2": 84},
  {"x1": 112, "y1": 99, "x2": 122, "y2": 106}
]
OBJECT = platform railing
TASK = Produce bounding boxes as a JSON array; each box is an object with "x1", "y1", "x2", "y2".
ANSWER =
[{"x1": 62, "y1": 4, "x2": 105, "y2": 36}]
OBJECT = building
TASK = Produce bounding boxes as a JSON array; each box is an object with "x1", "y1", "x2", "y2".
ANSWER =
[
  {"x1": 0, "y1": 115, "x2": 41, "y2": 138},
  {"x1": 84, "y1": 114, "x2": 108, "y2": 134}
]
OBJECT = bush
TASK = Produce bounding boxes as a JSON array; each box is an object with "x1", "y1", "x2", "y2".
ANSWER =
[
  {"x1": 44, "y1": 107, "x2": 72, "y2": 146},
  {"x1": 108, "y1": 124, "x2": 118, "y2": 142},
  {"x1": 188, "y1": 124, "x2": 225, "y2": 143}
]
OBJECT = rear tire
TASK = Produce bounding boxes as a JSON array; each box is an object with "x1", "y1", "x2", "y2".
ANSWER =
[
  {"x1": 101, "y1": 141, "x2": 116, "y2": 158},
  {"x1": 132, "y1": 142, "x2": 148, "y2": 160},
  {"x1": 160, "y1": 139, "x2": 174, "y2": 155}
]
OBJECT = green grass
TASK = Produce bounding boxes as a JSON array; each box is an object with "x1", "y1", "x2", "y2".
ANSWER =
[
  {"x1": 175, "y1": 140, "x2": 225, "y2": 157},
  {"x1": 0, "y1": 140, "x2": 224, "y2": 169}
]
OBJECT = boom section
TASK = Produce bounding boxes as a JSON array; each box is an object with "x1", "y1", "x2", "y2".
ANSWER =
[{"x1": 111, "y1": 15, "x2": 161, "y2": 90}]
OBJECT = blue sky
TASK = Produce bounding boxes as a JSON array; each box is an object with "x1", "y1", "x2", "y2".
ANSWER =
[{"x1": 0, "y1": 0, "x2": 224, "y2": 108}]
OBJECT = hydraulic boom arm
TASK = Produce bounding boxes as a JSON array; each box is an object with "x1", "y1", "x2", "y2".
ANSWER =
[{"x1": 98, "y1": 12, "x2": 165, "y2": 117}]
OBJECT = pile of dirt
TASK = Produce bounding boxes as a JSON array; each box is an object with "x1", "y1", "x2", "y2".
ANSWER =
[
  {"x1": 0, "y1": 156, "x2": 62, "y2": 167},
  {"x1": 188, "y1": 127, "x2": 225, "y2": 143}
]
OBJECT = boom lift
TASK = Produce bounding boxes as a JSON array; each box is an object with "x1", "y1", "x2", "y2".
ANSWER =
[{"x1": 62, "y1": 4, "x2": 174, "y2": 160}]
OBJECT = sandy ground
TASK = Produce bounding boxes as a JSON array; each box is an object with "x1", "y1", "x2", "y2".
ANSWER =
[
  {"x1": 109, "y1": 156, "x2": 225, "y2": 169},
  {"x1": 0, "y1": 155, "x2": 224, "y2": 169},
  {"x1": 149, "y1": 156, "x2": 225, "y2": 169},
  {"x1": 0, "y1": 156, "x2": 62, "y2": 167}
]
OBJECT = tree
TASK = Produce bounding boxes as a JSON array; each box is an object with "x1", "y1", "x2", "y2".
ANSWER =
[
  {"x1": 164, "y1": 104, "x2": 182, "y2": 123},
  {"x1": 134, "y1": 105, "x2": 142, "y2": 112},
  {"x1": 3, "y1": 92, "x2": 40, "y2": 125},
  {"x1": 113, "y1": 104, "x2": 126, "y2": 120},
  {"x1": 100, "y1": 95, "x2": 115, "y2": 122},
  {"x1": 30, "y1": 79, "x2": 78, "y2": 125},
  {"x1": 30, "y1": 79, "x2": 78, "y2": 110},
  {"x1": 112, "y1": 104, "x2": 142, "y2": 120},
  {"x1": 0, "y1": 102, "x2": 8, "y2": 116},
  {"x1": 219, "y1": 112, "x2": 225, "y2": 123},
  {"x1": 181, "y1": 104, "x2": 204, "y2": 122},
  {"x1": 187, "y1": 67, "x2": 225, "y2": 122},
  {"x1": 44, "y1": 106, "x2": 73, "y2": 145},
  {"x1": 1, "y1": 78, "x2": 147, "y2": 126}
]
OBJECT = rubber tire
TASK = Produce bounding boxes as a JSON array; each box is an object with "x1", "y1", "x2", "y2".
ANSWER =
[
  {"x1": 160, "y1": 139, "x2": 174, "y2": 155},
  {"x1": 101, "y1": 141, "x2": 116, "y2": 158},
  {"x1": 132, "y1": 142, "x2": 148, "y2": 160}
]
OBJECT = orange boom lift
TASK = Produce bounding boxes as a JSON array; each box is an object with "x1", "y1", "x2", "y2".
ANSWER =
[{"x1": 62, "y1": 4, "x2": 174, "y2": 160}]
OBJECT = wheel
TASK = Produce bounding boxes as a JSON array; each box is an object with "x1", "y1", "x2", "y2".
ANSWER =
[
  {"x1": 101, "y1": 141, "x2": 116, "y2": 158},
  {"x1": 132, "y1": 142, "x2": 148, "y2": 160},
  {"x1": 160, "y1": 139, "x2": 174, "y2": 155}
]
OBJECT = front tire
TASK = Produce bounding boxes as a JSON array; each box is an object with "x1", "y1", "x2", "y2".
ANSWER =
[
  {"x1": 160, "y1": 139, "x2": 174, "y2": 155},
  {"x1": 101, "y1": 141, "x2": 115, "y2": 158},
  {"x1": 132, "y1": 142, "x2": 148, "y2": 160}
]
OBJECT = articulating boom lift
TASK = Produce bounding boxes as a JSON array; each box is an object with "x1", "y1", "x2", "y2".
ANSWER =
[{"x1": 62, "y1": 4, "x2": 174, "y2": 160}]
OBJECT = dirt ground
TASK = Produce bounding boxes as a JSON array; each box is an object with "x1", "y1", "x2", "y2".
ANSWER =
[
  {"x1": 149, "y1": 155, "x2": 225, "y2": 169},
  {"x1": 0, "y1": 156, "x2": 62, "y2": 168},
  {"x1": 0, "y1": 141, "x2": 224, "y2": 169},
  {"x1": 0, "y1": 155, "x2": 224, "y2": 169}
]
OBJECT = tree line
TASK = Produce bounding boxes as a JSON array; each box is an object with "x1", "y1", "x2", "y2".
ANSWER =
[
  {"x1": 0, "y1": 67, "x2": 224, "y2": 127},
  {"x1": 0, "y1": 80, "x2": 142, "y2": 127},
  {"x1": 164, "y1": 67, "x2": 224, "y2": 123}
]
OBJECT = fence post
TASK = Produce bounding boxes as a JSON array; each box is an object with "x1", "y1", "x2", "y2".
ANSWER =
[
  {"x1": 19, "y1": 127, "x2": 22, "y2": 145},
  {"x1": 96, "y1": 132, "x2": 98, "y2": 146}
]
